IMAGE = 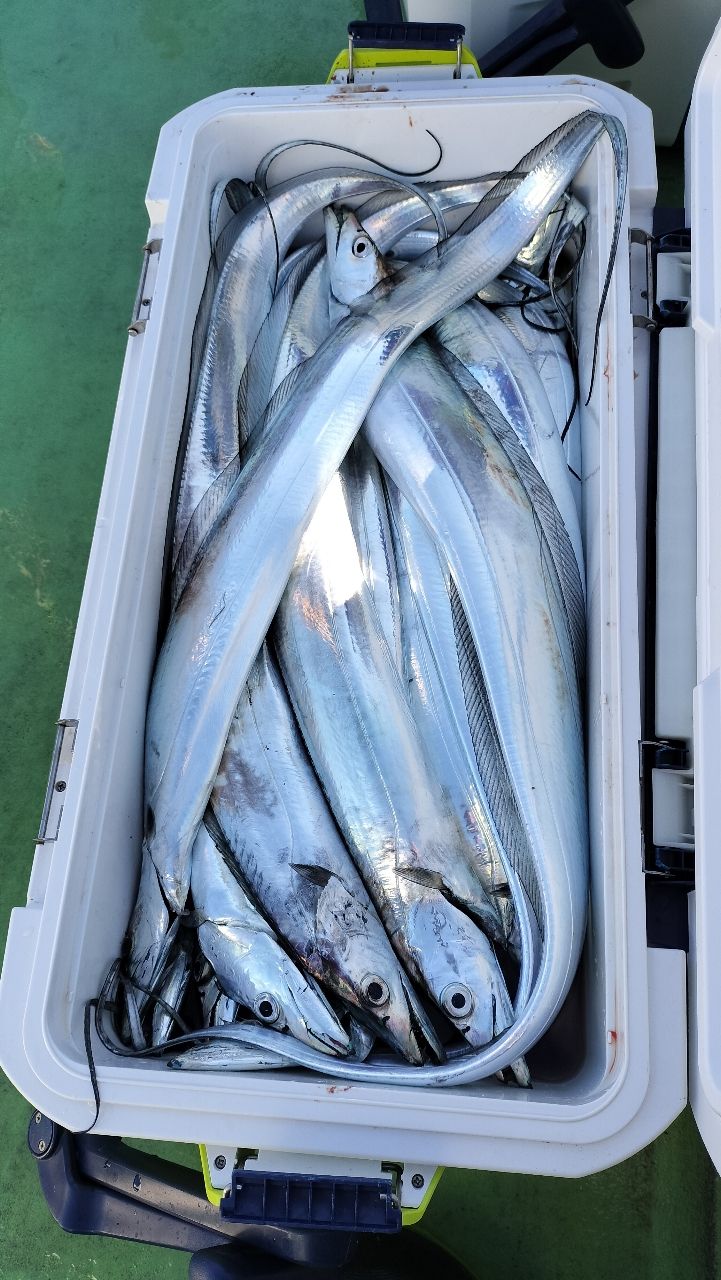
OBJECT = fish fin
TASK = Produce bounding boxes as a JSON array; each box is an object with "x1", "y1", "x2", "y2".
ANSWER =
[
  {"x1": 436, "y1": 343, "x2": 586, "y2": 691},
  {"x1": 238, "y1": 240, "x2": 324, "y2": 445},
  {"x1": 290, "y1": 863, "x2": 334, "y2": 889},
  {"x1": 397, "y1": 863, "x2": 504, "y2": 943},
  {"x1": 448, "y1": 577, "x2": 545, "y2": 940},
  {"x1": 209, "y1": 178, "x2": 255, "y2": 260},
  {"x1": 171, "y1": 454, "x2": 242, "y2": 609},
  {"x1": 243, "y1": 358, "x2": 311, "y2": 459}
]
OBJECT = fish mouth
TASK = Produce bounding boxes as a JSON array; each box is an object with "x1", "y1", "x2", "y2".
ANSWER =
[
  {"x1": 392, "y1": 975, "x2": 445, "y2": 1066},
  {"x1": 305, "y1": 1022, "x2": 352, "y2": 1057}
]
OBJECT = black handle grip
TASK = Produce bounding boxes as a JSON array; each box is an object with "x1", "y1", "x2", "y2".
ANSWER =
[{"x1": 348, "y1": 20, "x2": 465, "y2": 52}]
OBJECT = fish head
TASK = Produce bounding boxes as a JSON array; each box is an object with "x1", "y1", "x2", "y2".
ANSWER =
[
  {"x1": 233, "y1": 931, "x2": 352, "y2": 1058},
  {"x1": 306, "y1": 868, "x2": 444, "y2": 1065},
  {"x1": 324, "y1": 205, "x2": 388, "y2": 305},
  {"x1": 403, "y1": 894, "x2": 514, "y2": 1048}
]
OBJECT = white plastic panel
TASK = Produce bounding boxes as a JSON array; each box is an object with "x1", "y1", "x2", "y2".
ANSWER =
[
  {"x1": 687, "y1": 16, "x2": 721, "y2": 1173},
  {"x1": 0, "y1": 75, "x2": 683, "y2": 1176}
]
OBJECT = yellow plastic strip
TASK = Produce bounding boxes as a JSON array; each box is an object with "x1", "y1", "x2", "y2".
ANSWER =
[
  {"x1": 199, "y1": 1144, "x2": 224, "y2": 1207},
  {"x1": 327, "y1": 47, "x2": 481, "y2": 81},
  {"x1": 401, "y1": 1167, "x2": 445, "y2": 1227}
]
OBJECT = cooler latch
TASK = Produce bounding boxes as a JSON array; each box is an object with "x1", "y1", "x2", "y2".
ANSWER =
[
  {"x1": 219, "y1": 1169, "x2": 401, "y2": 1234},
  {"x1": 639, "y1": 739, "x2": 694, "y2": 884}
]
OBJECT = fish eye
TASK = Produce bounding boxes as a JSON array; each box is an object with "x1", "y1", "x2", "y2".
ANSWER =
[
  {"x1": 352, "y1": 235, "x2": 370, "y2": 259},
  {"x1": 441, "y1": 983, "x2": 474, "y2": 1019},
  {"x1": 254, "y1": 993, "x2": 282, "y2": 1024},
  {"x1": 361, "y1": 974, "x2": 390, "y2": 1007}
]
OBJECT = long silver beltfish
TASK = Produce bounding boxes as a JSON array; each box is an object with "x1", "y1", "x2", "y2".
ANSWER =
[
  {"x1": 144, "y1": 111, "x2": 609, "y2": 917},
  {"x1": 274, "y1": 462, "x2": 515, "y2": 1048},
  {"x1": 322, "y1": 207, "x2": 536, "y2": 998},
  {"x1": 211, "y1": 643, "x2": 443, "y2": 1064},
  {"x1": 172, "y1": 168, "x2": 441, "y2": 588},
  {"x1": 384, "y1": 481, "x2": 541, "y2": 998},
  {"x1": 364, "y1": 344, "x2": 588, "y2": 1072},
  {"x1": 434, "y1": 301, "x2": 583, "y2": 582},
  {"x1": 190, "y1": 821, "x2": 351, "y2": 1056},
  {"x1": 150, "y1": 943, "x2": 192, "y2": 1046},
  {"x1": 166, "y1": 1041, "x2": 288, "y2": 1071}
]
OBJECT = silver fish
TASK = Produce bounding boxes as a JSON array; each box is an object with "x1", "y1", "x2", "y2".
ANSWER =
[
  {"x1": 167, "y1": 1041, "x2": 287, "y2": 1071},
  {"x1": 433, "y1": 305, "x2": 585, "y2": 654},
  {"x1": 144, "y1": 109, "x2": 609, "y2": 918},
  {"x1": 211, "y1": 643, "x2": 442, "y2": 1064},
  {"x1": 151, "y1": 944, "x2": 192, "y2": 1046},
  {"x1": 348, "y1": 1017, "x2": 376, "y2": 1061},
  {"x1": 212, "y1": 993, "x2": 240, "y2": 1025},
  {"x1": 323, "y1": 204, "x2": 538, "y2": 1005},
  {"x1": 124, "y1": 848, "x2": 170, "y2": 1013},
  {"x1": 496, "y1": 302, "x2": 581, "y2": 499},
  {"x1": 359, "y1": 179, "x2": 566, "y2": 272},
  {"x1": 190, "y1": 821, "x2": 351, "y2": 1056},
  {"x1": 274, "y1": 468, "x2": 517, "y2": 1048},
  {"x1": 364, "y1": 343, "x2": 588, "y2": 1068},
  {"x1": 236, "y1": 240, "x2": 326, "y2": 464},
  {"x1": 437, "y1": 343, "x2": 586, "y2": 693},
  {"x1": 385, "y1": 483, "x2": 540, "y2": 979},
  {"x1": 173, "y1": 168, "x2": 444, "y2": 592},
  {"x1": 341, "y1": 433, "x2": 402, "y2": 671}
]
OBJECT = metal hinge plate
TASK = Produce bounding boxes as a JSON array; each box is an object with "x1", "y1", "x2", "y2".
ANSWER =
[
  {"x1": 36, "y1": 719, "x2": 78, "y2": 845},
  {"x1": 128, "y1": 238, "x2": 162, "y2": 335},
  {"x1": 629, "y1": 227, "x2": 657, "y2": 330},
  {"x1": 639, "y1": 738, "x2": 694, "y2": 885}
]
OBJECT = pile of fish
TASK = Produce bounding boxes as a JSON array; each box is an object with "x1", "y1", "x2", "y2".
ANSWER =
[{"x1": 98, "y1": 110, "x2": 627, "y2": 1086}]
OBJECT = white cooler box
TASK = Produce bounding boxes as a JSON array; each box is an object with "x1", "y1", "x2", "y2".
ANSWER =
[{"x1": 2, "y1": 21, "x2": 721, "y2": 1206}]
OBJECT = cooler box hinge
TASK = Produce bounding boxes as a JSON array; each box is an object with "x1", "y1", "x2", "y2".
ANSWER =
[
  {"x1": 36, "y1": 719, "x2": 78, "y2": 845},
  {"x1": 629, "y1": 224, "x2": 692, "y2": 331},
  {"x1": 639, "y1": 738, "x2": 694, "y2": 883},
  {"x1": 129, "y1": 238, "x2": 162, "y2": 335}
]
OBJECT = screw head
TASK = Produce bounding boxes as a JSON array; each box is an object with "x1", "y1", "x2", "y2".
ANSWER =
[
  {"x1": 214, "y1": 1154, "x2": 227, "y2": 1171},
  {"x1": 411, "y1": 1173, "x2": 424, "y2": 1190},
  {"x1": 34, "y1": 1112, "x2": 42, "y2": 1125},
  {"x1": 37, "y1": 1140, "x2": 47, "y2": 1154}
]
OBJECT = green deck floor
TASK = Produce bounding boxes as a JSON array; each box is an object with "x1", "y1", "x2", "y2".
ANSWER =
[{"x1": 0, "y1": 3, "x2": 718, "y2": 1276}]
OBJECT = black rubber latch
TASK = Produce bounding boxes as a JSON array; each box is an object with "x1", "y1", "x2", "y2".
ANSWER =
[
  {"x1": 220, "y1": 1171, "x2": 402, "y2": 1234},
  {"x1": 348, "y1": 20, "x2": 465, "y2": 52}
]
